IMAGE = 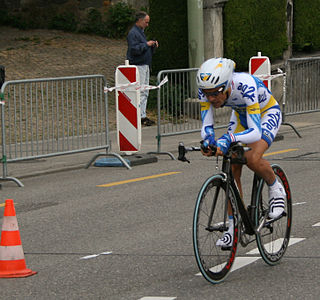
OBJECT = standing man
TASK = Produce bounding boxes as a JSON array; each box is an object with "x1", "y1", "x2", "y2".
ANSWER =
[{"x1": 127, "y1": 11, "x2": 158, "y2": 126}]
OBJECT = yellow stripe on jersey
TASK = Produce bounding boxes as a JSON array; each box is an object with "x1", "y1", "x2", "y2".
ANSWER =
[
  {"x1": 234, "y1": 111, "x2": 246, "y2": 133},
  {"x1": 261, "y1": 96, "x2": 278, "y2": 116},
  {"x1": 247, "y1": 102, "x2": 260, "y2": 114},
  {"x1": 200, "y1": 102, "x2": 210, "y2": 111}
]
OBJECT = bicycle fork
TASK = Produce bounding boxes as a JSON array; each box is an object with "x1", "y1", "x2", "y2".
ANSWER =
[{"x1": 206, "y1": 174, "x2": 229, "y2": 233}]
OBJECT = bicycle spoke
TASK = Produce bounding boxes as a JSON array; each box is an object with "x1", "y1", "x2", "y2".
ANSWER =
[{"x1": 193, "y1": 176, "x2": 239, "y2": 284}]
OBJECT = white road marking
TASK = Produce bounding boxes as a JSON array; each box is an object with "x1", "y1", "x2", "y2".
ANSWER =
[
  {"x1": 196, "y1": 257, "x2": 260, "y2": 276},
  {"x1": 230, "y1": 257, "x2": 260, "y2": 272},
  {"x1": 312, "y1": 222, "x2": 320, "y2": 227},
  {"x1": 196, "y1": 237, "x2": 305, "y2": 276},
  {"x1": 80, "y1": 251, "x2": 112, "y2": 260},
  {"x1": 139, "y1": 297, "x2": 176, "y2": 300},
  {"x1": 246, "y1": 238, "x2": 305, "y2": 255},
  {"x1": 292, "y1": 202, "x2": 306, "y2": 206},
  {"x1": 80, "y1": 254, "x2": 100, "y2": 260}
]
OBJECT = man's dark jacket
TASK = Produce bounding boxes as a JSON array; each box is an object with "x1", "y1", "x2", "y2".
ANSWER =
[{"x1": 127, "y1": 25, "x2": 154, "y2": 67}]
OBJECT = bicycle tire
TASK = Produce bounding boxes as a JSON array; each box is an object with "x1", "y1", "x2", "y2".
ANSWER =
[
  {"x1": 254, "y1": 164, "x2": 292, "y2": 265},
  {"x1": 193, "y1": 175, "x2": 239, "y2": 284}
]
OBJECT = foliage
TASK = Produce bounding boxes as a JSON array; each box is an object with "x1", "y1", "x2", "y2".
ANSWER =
[
  {"x1": 106, "y1": 2, "x2": 135, "y2": 38},
  {"x1": 293, "y1": 0, "x2": 320, "y2": 52},
  {"x1": 148, "y1": 0, "x2": 189, "y2": 74},
  {"x1": 49, "y1": 12, "x2": 78, "y2": 32},
  {"x1": 0, "y1": 1, "x2": 134, "y2": 38},
  {"x1": 224, "y1": 0, "x2": 288, "y2": 71},
  {"x1": 78, "y1": 8, "x2": 104, "y2": 34}
]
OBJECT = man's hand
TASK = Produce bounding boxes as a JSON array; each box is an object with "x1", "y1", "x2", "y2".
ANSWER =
[{"x1": 147, "y1": 40, "x2": 158, "y2": 47}]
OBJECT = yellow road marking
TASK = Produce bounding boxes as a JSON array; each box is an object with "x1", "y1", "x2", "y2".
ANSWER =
[
  {"x1": 97, "y1": 171, "x2": 181, "y2": 187},
  {"x1": 263, "y1": 148, "x2": 299, "y2": 157},
  {"x1": 97, "y1": 149, "x2": 298, "y2": 187},
  {"x1": 0, "y1": 202, "x2": 17, "y2": 207}
]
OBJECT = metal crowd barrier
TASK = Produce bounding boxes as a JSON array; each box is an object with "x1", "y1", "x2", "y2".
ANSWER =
[
  {"x1": 0, "y1": 74, "x2": 128, "y2": 187},
  {"x1": 285, "y1": 57, "x2": 320, "y2": 115}
]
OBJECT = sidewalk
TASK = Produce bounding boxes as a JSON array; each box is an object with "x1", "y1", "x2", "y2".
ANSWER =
[{"x1": 3, "y1": 112, "x2": 320, "y2": 180}]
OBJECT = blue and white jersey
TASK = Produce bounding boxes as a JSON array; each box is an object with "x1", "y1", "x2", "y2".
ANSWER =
[{"x1": 199, "y1": 72, "x2": 282, "y2": 145}]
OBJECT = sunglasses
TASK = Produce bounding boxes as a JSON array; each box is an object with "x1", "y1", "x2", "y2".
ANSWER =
[{"x1": 202, "y1": 87, "x2": 224, "y2": 98}]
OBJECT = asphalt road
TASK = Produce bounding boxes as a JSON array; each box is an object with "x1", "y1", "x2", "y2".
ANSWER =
[{"x1": 0, "y1": 125, "x2": 320, "y2": 299}]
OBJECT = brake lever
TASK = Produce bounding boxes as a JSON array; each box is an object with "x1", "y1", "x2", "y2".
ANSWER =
[{"x1": 178, "y1": 142, "x2": 190, "y2": 163}]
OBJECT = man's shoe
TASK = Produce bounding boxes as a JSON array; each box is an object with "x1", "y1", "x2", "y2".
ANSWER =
[
  {"x1": 141, "y1": 117, "x2": 155, "y2": 126},
  {"x1": 268, "y1": 187, "x2": 285, "y2": 219},
  {"x1": 216, "y1": 232, "x2": 233, "y2": 249}
]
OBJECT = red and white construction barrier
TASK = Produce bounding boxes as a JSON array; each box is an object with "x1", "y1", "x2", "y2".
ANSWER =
[
  {"x1": 110, "y1": 61, "x2": 168, "y2": 155},
  {"x1": 115, "y1": 61, "x2": 141, "y2": 154},
  {"x1": 249, "y1": 52, "x2": 271, "y2": 91}
]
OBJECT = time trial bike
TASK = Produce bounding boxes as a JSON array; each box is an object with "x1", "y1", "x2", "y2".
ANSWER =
[{"x1": 178, "y1": 142, "x2": 292, "y2": 284}]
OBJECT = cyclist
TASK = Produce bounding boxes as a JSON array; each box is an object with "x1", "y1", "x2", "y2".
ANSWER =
[{"x1": 197, "y1": 57, "x2": 286, "y2": 248}]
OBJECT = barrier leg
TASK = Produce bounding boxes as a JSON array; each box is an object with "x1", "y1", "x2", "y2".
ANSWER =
[{"x1": 86, "y1": 152, "x2": 132, "y2": 170}]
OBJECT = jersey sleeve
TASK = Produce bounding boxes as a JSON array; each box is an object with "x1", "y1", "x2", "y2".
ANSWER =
[
  {"x1": 233, "y1": 76, "x2": 262, "y2": 144},
  {"x1": 199, "y1": 89, "x2": 215, "y2": 140}
]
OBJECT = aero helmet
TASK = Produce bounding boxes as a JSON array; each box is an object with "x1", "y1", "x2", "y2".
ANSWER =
[{"x1": 196, "y1": 58, "x2": 235, "y2": 92}]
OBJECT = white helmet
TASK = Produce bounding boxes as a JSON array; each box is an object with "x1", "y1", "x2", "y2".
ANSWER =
[{"x1": 196, "y1": 58, "x2": 235, "y2": 92}]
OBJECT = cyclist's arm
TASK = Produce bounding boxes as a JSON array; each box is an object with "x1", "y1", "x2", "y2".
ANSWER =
[
  {"x1": 199, "y1": 89, "x2": 215, "y2": 140},
  {"x1": 230, "y1": 81, "x2": 262, "y2": 144}
]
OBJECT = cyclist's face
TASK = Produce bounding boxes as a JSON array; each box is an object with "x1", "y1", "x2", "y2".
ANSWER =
[{"x1": 202, "y1": 87, "x2": 228, "y2": 108}]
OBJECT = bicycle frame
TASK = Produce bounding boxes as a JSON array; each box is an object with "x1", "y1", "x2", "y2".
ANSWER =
[
  {"x1": 178, "y1": 141, "x2": 259, "y2": 236},
  {"x1": 220, "y1": 154, "x2": 256, "y2": 236}
]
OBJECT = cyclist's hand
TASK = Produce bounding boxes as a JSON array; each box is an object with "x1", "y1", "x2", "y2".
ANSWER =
[
  {"x1": 201, "y1": 146, "x2": 214, "y2": 156},
  {"x1": 215, "y1": 147, "x2": 224, "y2": 157},
  {"x1": 200, "y1": 135, "x2": 216, "y2": 156},
  {"x1": 216, "y1": 133, "x2": 234, "y2": 155}
]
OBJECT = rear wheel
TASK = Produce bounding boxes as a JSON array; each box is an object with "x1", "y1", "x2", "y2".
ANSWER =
[
  {"x1": 193, "y1": 175, "x2": 239, "y2": 284},
  {"x1": 254, "y1": 164, "x2": 292, "y2": 265}
]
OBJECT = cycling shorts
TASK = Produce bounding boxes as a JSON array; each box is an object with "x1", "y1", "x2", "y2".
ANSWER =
[{"x1": 231, "y1": 106, "x2": 282, "y2": 147}]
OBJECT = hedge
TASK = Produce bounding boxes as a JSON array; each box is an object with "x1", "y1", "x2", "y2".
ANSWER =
[
  {"x1": 148, "y1": 0, "x2": 189, "y2": 75},
  {"x1": 224, "y1": 0, "x2": 288, "y2": 71},
  {"x1": 293, "y1": 0, "x2": 320, "y2": 51}
]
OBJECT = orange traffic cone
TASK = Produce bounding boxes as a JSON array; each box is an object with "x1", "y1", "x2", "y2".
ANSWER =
[{"x1": 0, "y1": 199, "x2": 37, "y2": 278}]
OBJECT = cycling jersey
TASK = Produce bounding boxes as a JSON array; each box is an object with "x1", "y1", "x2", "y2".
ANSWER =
[{"x1": 199, "y1": 72, "x2": 282, "y2": 146}]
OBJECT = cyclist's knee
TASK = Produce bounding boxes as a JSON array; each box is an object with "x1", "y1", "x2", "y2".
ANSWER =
[{"x1": 246, "y1": 152, "x2": 262, "y2": 170}]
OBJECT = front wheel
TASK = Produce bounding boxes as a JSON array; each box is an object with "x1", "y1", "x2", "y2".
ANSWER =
[
  {"x1": 193, "y1": 175, "x2": 239, "y2": 284},
  {"x1": 254, "y1": 164, "x2": 292, "y2": 265}
]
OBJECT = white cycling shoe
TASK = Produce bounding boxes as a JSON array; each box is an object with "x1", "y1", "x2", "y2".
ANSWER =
[
  {"x1": 268, "y1": 185, "x2": 286, "y2": 219},
  {"x1": 216, "y1": 232, "x2": 233, "y2": 248}
]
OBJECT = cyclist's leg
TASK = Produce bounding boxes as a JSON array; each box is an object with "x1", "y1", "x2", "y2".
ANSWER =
[
  {"x1": 245, "y1": 139, "x2": 275, "y2": 185},
  {"x1": 254, "y1": 164, "x2": 292, "y2": 265},
  {"x1": 229, "y1": 110, "x2": 245, "y2": 198},
  {"x1": 232, "y1": 164, "x2": 243, "y2": 198},
  {"x1": 215, "y1": 112, "x2": 242, "y2": 247},
  {"x1": 246, "y1": 107, "x2": 285, "y2": 218}
]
